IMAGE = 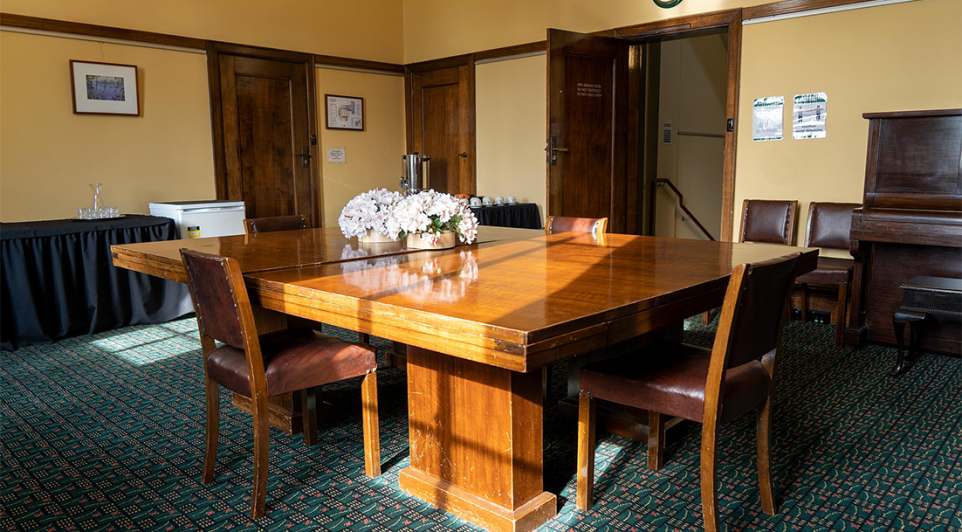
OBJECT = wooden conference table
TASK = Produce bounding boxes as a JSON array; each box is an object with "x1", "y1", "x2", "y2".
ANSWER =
[{"x1": 112, "y1": 226, "x2": 816, "y2": 532}]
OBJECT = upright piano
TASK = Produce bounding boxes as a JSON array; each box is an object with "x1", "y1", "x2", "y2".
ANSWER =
[{"x1": 846, "y1": 109, "x2": 962, "y2": 354}]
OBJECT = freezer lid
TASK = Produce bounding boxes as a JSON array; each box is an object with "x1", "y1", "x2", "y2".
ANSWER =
[{"x1": 149, "y1": 200, "x2": 245, "y2": 211}]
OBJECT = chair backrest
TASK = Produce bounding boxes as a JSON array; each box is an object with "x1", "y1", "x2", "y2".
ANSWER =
[
  {"x1": 710, "y1": 253, "x2": 801, "y2": 372},
  {"x1": 180, "y1": 249, "x2": 257, "y2": 350},
  {"x1": 804, "y1": 202, "x2": 860, "y2": 249},
  {"x1": 545, "y1": 216, "x2": 608, "y2": 235},
  {"x1": 739, "y1": 200, "x2": 798, "y2": 245},
  {"x1": 243, "y1": 214, "x2": 310, "y2": 236}
]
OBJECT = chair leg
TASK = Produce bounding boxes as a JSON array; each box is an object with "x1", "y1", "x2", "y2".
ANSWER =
[
  {"x1": 302, "y1": 387, "x2": 318, "y2": 446},
  {"x1": 647, "y1": 411, "x2": 666, "y2": 470},
  {"x1": 700, "y1": 421, "x2": 720, "y2": 532},
  {"x1": 201, "y1": 377, "x2": 220, "y2": 484},
  {"x1": 250, "y1": 394, "x2": 270, "y2": 520},
  {"x1": 834, "y1": 283, "x2": 848, "y2": 348},
  {"x1": 799, "y1": 283, "x2": 809, "y2": 323},
  {"x1": 757, "y1": 394, "x2": 776, "y2": 515},
  {"x1": 359, "y1": 333, "x2": 370, "y2": 344},
  {"x1": 361, "y1": 372, "x2": 381, "y2": 478},
  {"x1": 702, "y1": 311, "x2": 711, "y2": 325},
  {"x1": 576, "y1": 392, "x2": 596, "y2": 511}
]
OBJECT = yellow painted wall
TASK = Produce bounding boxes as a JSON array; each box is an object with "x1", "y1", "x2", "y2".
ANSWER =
[
  {"x1": 734, "y1": 0, "x2": 962, "y2": 256},
  {"x1": 404, "y1": 0, "x2": 773, "y2": 63},
  {"x1": 315, "y1": 68, "x2": 406, "y2": 227},
  {"x1": 0, "y1": 31, "x2": 215, "y2": 222},
  {"x1": 4, "y1": 0, "x2": 404, "y2": 63},
  {"x1": 1, "y1": 0, "x2": 407, "y2": 224},
  {"x1": 476, "y1": 55, "x2": 547, "y2": 222}
]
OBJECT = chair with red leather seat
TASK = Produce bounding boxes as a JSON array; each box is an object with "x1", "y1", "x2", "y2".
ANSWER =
[
  {"x1": 703, "y1": 199, "x2": 798, "y2": 324},
  {"x1": 739, "y1": 199, "x2": 799, "y2": 245},
  {"x1": 243, "y1": 214, "x2": 308, "y2": 234},
  {"x1": 545, "y1": 216, "x2": 608, "y2": 235},
  {"x1": 576, "y1": 253, "x2": 802, "y2": 532},
  {"x1": 180, "y1": 249, "x2": 381, "y2": 520},
  {"x1": 243, "y1": 215, "x2": 371, "y2": 345},
  {"x1": 795, "y1": 202, "x2": 861, "y2": 346}
]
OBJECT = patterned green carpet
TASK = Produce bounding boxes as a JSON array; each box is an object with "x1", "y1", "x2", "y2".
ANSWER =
[{"x1": 2, "y1": 317, "x2": 960, "y2": 531}]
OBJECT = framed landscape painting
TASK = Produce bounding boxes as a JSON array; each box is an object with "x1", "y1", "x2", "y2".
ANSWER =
[{"x1": 70, "y1": 60, "x2": 140, "y2": 116}]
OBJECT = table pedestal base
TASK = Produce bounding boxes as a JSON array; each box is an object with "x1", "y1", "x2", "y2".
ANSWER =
[
  {"x1": 401, "y1": 346, "x2": 557, "y2": 532},
  {"x1": 400, "y1": 468, "x2": 557, "y2": 532}
]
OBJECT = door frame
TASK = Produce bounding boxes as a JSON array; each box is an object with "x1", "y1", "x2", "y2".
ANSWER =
[
  {"x1": 206, "y1": 41, "x2": 322, "y2": 226},
  {"x1": 404, "y1": 54, "x2": 477, "y2": 194},
  {"x1": 609, "y1": 9, "x2": 742, "y2": 241}
]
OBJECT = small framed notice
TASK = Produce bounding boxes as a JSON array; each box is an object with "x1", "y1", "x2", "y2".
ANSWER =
[
  {"x1": 752, "y1": 96, "x2": 783, "y2": 141},
  {"x1": 327, "y1": 147, "x2": 346, "y2": 163},
  {"x1": 325, "y1": 94, "x2": 364, "y2": 131}
]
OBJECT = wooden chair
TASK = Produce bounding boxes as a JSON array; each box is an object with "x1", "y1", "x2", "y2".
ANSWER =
[
  {"x1": 576, "y1": 253, "x2": 802, "y2": 532},
  {"x1": 545, "y1": 215, "x2": 608, "y2": 235},
  {"x1": 243, "y1": 215, "x2": 371, "y2": 344},
  {"x1": 702, "y1": 199, "x2": 797, "y2": 324},
  {"x1": 795, "y1": 202, "x2": 860, "y2": 347},
  {"x1": 542, "y1": 215, "x2": 609, "y2": 401},
  {"x1": 243, "y1": 214, "x2": 308, "y2": 235},
  {"x1": 180, "y1": 249, "x2": 381, "y2": 519},
  {"x1": 738, "y1": 199, "x2": 799, "y2": 245}
]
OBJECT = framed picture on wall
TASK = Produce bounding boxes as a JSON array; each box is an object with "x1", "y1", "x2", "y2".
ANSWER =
[
  {"x1": 325, "y1": 94, "x2": 364, "y2": 131},
  {"x1": 70, "y1": 60, "x2": 140, "y2": 116}
]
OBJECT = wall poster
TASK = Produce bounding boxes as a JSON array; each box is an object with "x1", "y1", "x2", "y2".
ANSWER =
[
  {"x1": 752, "y1": 96, "x2": 784, "y2": 141},
  {"x1": 793, "y1": 93, "x2": 827, "y2": 139}
]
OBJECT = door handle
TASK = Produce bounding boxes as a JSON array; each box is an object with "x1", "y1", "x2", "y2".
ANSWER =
[
  {"x1": 459, "y1": 152, "x2": 468, "y2": 158},
  {"x1": 299, "y1": 147, "x2": 312, "y2": 167},
  {"x1": 549, "y1": 137, "x2": 568, "y2": 165}
]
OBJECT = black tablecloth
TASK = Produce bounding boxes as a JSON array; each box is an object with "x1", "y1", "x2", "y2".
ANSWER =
[
  {"x1": 1, "y1": 215, "x2": 193, "y2": 350},
  {"x1": 470, "y1": 203, "x2": 542, "y2": 230}
]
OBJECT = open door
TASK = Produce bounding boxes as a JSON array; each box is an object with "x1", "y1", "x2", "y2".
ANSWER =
[{"x1": 547, "y1": 29, "x2": 629, "y2": 233}]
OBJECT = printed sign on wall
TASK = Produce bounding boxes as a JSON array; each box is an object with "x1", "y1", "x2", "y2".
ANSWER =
[
  {"x1": 793, "y1": 93, "x2": 827, "y2": 139},
  {"x1": 752, "y1": 96, "x2": 784, "y2": 141}
]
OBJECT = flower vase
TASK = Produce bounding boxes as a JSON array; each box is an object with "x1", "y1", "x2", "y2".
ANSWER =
[
  {"x1": 358, "y1": 229, "x2": 395, "y2": 243},
  {"x1": 406, "y1": 231, "x2": 457, "y2": 250}
]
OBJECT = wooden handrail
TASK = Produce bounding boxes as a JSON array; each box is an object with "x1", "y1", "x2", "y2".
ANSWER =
[{"x1": 649, "y1": 178, "x2": 716, "y2": 241}]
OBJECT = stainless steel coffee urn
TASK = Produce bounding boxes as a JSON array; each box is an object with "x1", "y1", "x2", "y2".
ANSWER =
[{"x1": 400, "y1": 153, "x2": 431, "y2": 196}]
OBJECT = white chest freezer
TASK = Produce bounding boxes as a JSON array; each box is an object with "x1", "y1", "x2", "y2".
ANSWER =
[{"x1": 149, "y1": 200, "x2": 246, "y2": 239}]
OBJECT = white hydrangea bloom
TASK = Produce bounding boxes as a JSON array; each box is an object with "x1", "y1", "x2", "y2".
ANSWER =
[{"x1": 338, "y1": 188, "x2": 402, "y2": 239}]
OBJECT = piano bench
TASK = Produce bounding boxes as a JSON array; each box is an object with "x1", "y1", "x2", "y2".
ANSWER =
[{"x1": 891, "y1": 276, "x2": 962, "y2": 376}]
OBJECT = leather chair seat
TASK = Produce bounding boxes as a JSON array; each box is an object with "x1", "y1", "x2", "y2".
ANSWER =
[
  {"x1": 206, "y1": 328, "x2": 376, "y2": 397},
  {"x1": 795, "y1": 257, "x2": 853, "y2": 285},
  {"x1": 580, "y1": 342, "x2": 771, "y2": 424}
]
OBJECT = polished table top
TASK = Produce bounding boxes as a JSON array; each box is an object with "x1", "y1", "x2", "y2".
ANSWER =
[
  {"x1": 113, "y1": 228, "x2": 817, "y2": 371},
  {"x1": 111, "y1": 225, "x2": 540, "y2": 283},
  {"x1": 245, "y1": 232, "x2": 817, "y2": 371}
]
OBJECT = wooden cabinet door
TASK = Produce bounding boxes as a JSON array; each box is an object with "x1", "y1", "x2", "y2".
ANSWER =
[
  {"x1": 210, "y1": 45, "x2": 319, "y2": 225},
  {"x1": 547, "y1": 29, "x2": 629, "y2": 233},
  {"x1": 406, "y1": 58, "x2": 476, "y2": 195}
]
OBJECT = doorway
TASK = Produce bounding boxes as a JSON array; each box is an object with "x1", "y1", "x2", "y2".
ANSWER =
[
  {"x1": 641, "y1": 32, "x2": 729, "y2": 241},
  {"x1": 405, "y1": 55, "x2": 477, "y2": 195},
  {"x1": 207, "y1": 42, "x2": 321, "y2": 225},
  {"x1": 546, "y1": 10, "x2": 742, "y2": 239}
]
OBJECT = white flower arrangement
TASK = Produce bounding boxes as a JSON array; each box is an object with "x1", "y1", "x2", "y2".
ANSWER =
[
  {"x1": 391, "y1": 190, "x2": 479, "y2": 245},
  {"x1": 337, "y1": 188, "x2": 402, "y2": 239}
]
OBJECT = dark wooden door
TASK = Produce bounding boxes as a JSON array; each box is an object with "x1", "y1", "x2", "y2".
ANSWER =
[
  {"x1": 406, "y1": 57, "x2": 476, "y2": 195},
  {"x1": 547, "y1": 29, "x2": 628, "y2": 233},
  {"x1": 209, "y1": 44, "x2": 319, "y2": 224}
]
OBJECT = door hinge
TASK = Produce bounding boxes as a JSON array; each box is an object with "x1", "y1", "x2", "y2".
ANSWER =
[{"x1": 726, "y1": 118, "x2": 734, "y2": 132}]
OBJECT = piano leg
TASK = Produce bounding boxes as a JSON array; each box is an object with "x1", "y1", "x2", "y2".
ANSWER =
[{"x1": 891, "y1": 310, "x2": 926, "y2": 376}]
